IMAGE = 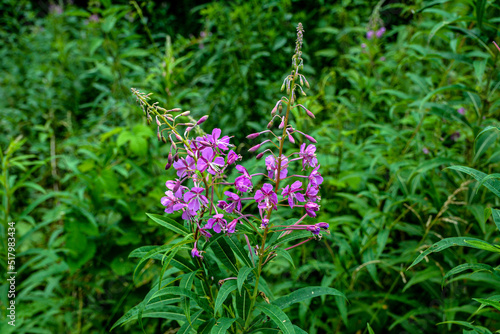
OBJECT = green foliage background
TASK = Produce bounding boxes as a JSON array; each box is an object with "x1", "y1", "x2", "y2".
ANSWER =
[{"x1": 1, "y1": 0, "x2": 500, "y2": 333}]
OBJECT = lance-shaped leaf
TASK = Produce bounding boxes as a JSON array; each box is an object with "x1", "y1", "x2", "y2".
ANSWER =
[
  {"x1": 214, "y1": 280, "x2": 238, "y2": 316},
  {"x1": 146, "y1": 213, "x2": 190, "y2": 236},
  {"x1": 211, "y1": 237, "x2": 238, "y2": 274},
  {"x1": 211, "y1": 317, "x2": 236, "y2": 334},
  {"x1": 237, "y1": 266, "x2": 254, "y2": 294},
  {"x1": 273, "y1": 286, "x2": 346, "y2": 309},
  {"x1": 256, "y1": 303, "x2": 295, "y2": 334}
]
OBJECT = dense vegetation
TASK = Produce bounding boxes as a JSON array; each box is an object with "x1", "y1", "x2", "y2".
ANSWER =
[{"x1": 1, "y1": 0, "x2": 500, "y2": 333}]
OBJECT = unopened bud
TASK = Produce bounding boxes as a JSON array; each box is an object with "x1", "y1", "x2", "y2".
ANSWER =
[
  {"x1": 156, "y1": 117, "x2": 161, "y2": 126},
  {"x1": 161, "y1": 135, "x2": 167, "y2": 143},
  {"x1": 304, "y1": 134, "x2": 317, "y2": 143},
  {"x1": 246, "y1": 133, "x2": 260, "y2": 139},
  {"x1": 170, "y1": 140, "x2": 177, "y2": 151},
  {"x1": 279, "y1": 119, "x2": 285, "y2": 129},
  {"x1": 306, "y1": 109, "x2": 315, "y2": 119},
  {"x1": 169, "y1": 108, "x2": 182, "y2": 112},
  {"x1": 175, "y1": 133, "x2": 183, "y2": 141},
  {"x1": 197, "y1": 115, "x2": 209, "y2": 125},
  {"x1": 186, "y1": 126, "x2": 193, "y2": 132},
  {"x1": 278, "y1": 103, "x2": 283, "y2": 114},
  {"x1": 157, "y1": 130, "x2": 161, "y2": 141},
  {"x1": 249, "y1": 144, "x2": 261, "y2": 152},
  {"x1": 173, "y1": 153, "x2": 179, "y2": 162},
  {"x1": 179, "y1": 111, "x2": 190, "y2": 117},
  {"x1": 288, "y1": 134, "x2": 295, "y2": 143},
  {"x1": 267, "y1": 120, "x2": 273, "y2": 129},
  {"x1": 256, "y1": 152, "x2": 264, "y2": 159},
  {"x1": 166, "y1": 115, "x2": 174, "y2": 122}
]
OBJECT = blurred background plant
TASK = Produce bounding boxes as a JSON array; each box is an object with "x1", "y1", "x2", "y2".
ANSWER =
[{"x1": 1, "y1": 0, "x2": 500, "y2": 333}]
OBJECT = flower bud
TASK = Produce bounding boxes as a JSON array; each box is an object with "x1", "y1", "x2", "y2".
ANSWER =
[
  {"x1": 288, "y1": 134, "x2": 295, "y2": 143},
  {"x1": 249, "y1": 144, "x2": 261, "y2": 152},
  {"x1": 156, "y1": 117, "x2": 161, "y2": 126},
  {"x1": 166, "y1": 115, "x2": 174, "y2": 122},
  {"x1": 169, "y1": 108, "x2": 182, "y2": 112},
  {"x1": 179, "y1": 111, "x2": 190, "y2": 117},
  {"x1": 197, "y1": 115, "x2": 209, "y2": 125},
  {"x1": 165, "y1": 153, "x2": 173, "y2": 170},
  {"x1": 316, "y1": 222, "x2": 329, "y2": 229},
  {"x1": 175, "y1": 133, "x2": 183, "y2": 141},
  {"x1": 173, "y1": 153, "x2": 179, "y2": 162},
  {"x1": 279, "y1": 119, "x2": 285, "y2": 129},
  {"x1": 267, "y1": 120, "x2": 273, "y2": 129},
  {"x1": 278, "y1": 103, "x2": 283, "y2": 114},
  {"x1": 186, "y1": 126, "x2": 193, "y2": 132},
  {"x1": 304, "y1": 134, "x2": 317, "y2": 143},
  {"x1": 161, "y1": 135, "x2": 167, "y2": 143},
  {"x1": 256, "y1": 152, "x2": 264, "y2": 159},
  {"x1": 246, "y1": 133, "x2": 260, "y2": 139},
  {"x1": 306, "y1": 109, "x2": 315, "y2": 119},
  {"x1": 157, "y1": 129, "x2": 161, "y2": 141}
]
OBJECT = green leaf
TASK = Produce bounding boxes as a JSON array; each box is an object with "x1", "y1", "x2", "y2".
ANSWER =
[
  {"x1": 146, "y1": 213, "x2": 190, "y2": 236},
  {"x1": 150, "y1": 287, "x2": 205, "y2": 310},
  {"x1": 273, "y1": 286, "x2": 346, "y2": 309},
  {"x1": 256, "y1": 303, "x2": 295, "y2": 334},
  {"x1": 177, "y1": 309, "x2": 205, "y2": 334},
  {"x1": 236, "y1": 288, "x2": 251, "y2": 321},
  {"x1": 443, "y1": 263, "x2": 494, "y2": 285},
  {"x1": 226, "y1": 235, "x2": 254, "y2": 268},
  {"x1": 437, "y1": 321, "x2": 493, "y2": 334},
  {"x1": 237, "y1": 266, "x2": 254, "y2": 294},
  {"x1": 476, "y1": 0, "x2": 487, "y2": 30},
  {"x1": 491, "y1": 208, "x2": 500, "y2": 232},
  {"x1": 214, "y1": 280, "x2": 238, "y2": 316},
  {"x1": 367, "y1": 323, "x2": 375, "y2": 334},
  {"x1": 474, "y1": 129, "x2": 498, "y2": 163},
  {"x1": 464, "y1": 240, "x2": 500, "y2": 253},
  {"x1": 159, "y1": 247, "x2": 180, "y2": 289},
  {"x1": 274, "y1": 248, "x2": 295, "y2": 269},
  {"x1": 409, "y1": 237, "x2": 495, "y2": 269},
  {"x1": 447, "y1": 166, "x2": 500, "y2": 198},
  {"x1": 111, "y1": 303, "x2": 185, "y2": 331},
  {"x1": 211, "y1": 237, "x2": 238, "y2": 274},
  {"x1": 472, "y1": 298, "x2": 500, "y2": 312},
  {"x1": 211, "y1": 317, "x2": 236, "y2": 334}
]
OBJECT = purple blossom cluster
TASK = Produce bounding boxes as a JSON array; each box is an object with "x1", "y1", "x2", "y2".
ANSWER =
[
  {"x1": 152, "y1": 23, "x2": 329, "y2": 261},
  {"x1": 366, "y1": 27, "x2": 386, "y2": 40}
]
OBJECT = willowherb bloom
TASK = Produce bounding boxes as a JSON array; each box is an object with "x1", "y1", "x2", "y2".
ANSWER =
[
  {"x1": 457, "y1": 107, "x2": 465, "y2": 115},
  {"x1": 265, "y1": 155, "x2": 288, "y2": 180},
  {"x1": 305, "y1": 201, "x2": 320, "y2": 217},
  {"x1": 376, "y1": 27, "x2": 386, "y2": 38},
  {"x1": 366, "y1": 30, "x2": 374, "y2": 39},
  {"x1": 173, "y1": 156, "x2": 196, "y2": 178},
  {"x1": 423, "y1": 147, "x2": 430, "y2": 155},
  {"x1": 197, "y1": 147, "x2": 225, "y2": 175},
  {"x1": 205, "y1": 214, "x2": 228, "y2": 234},
  {"x1": 451, "y1": 131, "x2": 460, "y2": 142},
  {"x1": 299, "y1": 143, "x2": 318, "y2": 170},
  {"x1": 254, "y1": 183, "x2": 278, "y2": 210},
  {"x1": 282, "y1": 181, "x2": 305, "y2": 208},
  {"x1": 206, "y1": 128, "x2": 232, "y2": 151}
]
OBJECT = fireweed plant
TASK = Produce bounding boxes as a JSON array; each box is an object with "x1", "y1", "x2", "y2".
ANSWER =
[{"x1": 113, "y1": 24, "x2": 345, "y2": 333}]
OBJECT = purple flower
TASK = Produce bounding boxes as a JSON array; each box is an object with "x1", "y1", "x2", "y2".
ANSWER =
[
  {"x1": 184, "y1": 187, "x2": 209, "y2": 212},
  {"x1": 423, "y1": 147, "x2": 430, "y2": 155},
  {"x1": 281, "y1": 181, "x2": 305, "y2": 208},
  {"x1": 197, "y1": 147, "x2": 225, "y2": 175},
  {"x1": 161, "y1": 191, "x2": 185, "y2": 213},
  {"x1": 458, "y1": 107, "x2": 465, "y2": 115},
  {"x1": 451, "y1": 131, "x2": 460, "y2": 142},
  {"x1": 265, "y1": 155, "x2": 288, "y2": 180},
  {"x1": 223, "y1": 191, "x2": 242, "y2": 213},
  {"x1": 173, "y1": 156, "x2": 195, "y2": 178},
  {"x1": 376, "y1": 27, "x2": 386, "y2": 38},
  {"x1": 227, "y1": 219, "x2": 238, "y2": 234},
  {"x1": 205, "y1": 214, "x2": 227, "y2": 233},
  {"x1": 305, "y1": 201, "x2": 320, "y2": 217},
  {"x1": 227, "y1": 150, "x2": 240, "y2": 164},
  {"x1": 299, "y1": 143, "x2": 318, "y2": 170},
  {"x1": 191, "y1": 247, "x2": 203, "y2": 258},
  {"x1": 182, "y1": 208, "x2": 198, "y2": 221},
  {"x1": 308, "y1": 165, "x2": 324, "y2": 187},
  {"x1": 235, "y1": 165, "x2": 253, "y2": 192},
  {"x1": 260, "y1": 217, "x2": 269, "y2": 229},
  {"x1": 361, "y1": 43, "x2": 367, "y2": 49},
  {"x1": 307, "y1": 222, "x2": 329, "y2": 235},
  {"x1": 366, "y1": 30, "x2": 374, "y2": 40},
  {"x1": 254, "y1": 183, "x2": 278, "y2": 210},
  {"x1": 206, "y1": 128, "x2": 232, "y2": 151},
  {"x1": 380, "y1": 56, "x2": 386, "y2": 61},
  {"x1": 305, "y1": 184, "x2": 320, "y2": 202},
  {"x1": 166, "y1": 180, "x2": 188, "y2": 199}
]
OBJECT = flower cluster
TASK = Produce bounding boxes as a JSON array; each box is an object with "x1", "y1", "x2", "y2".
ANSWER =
[{"x1": 144, "y1": 23, "x2": 329, "y2": 262}]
